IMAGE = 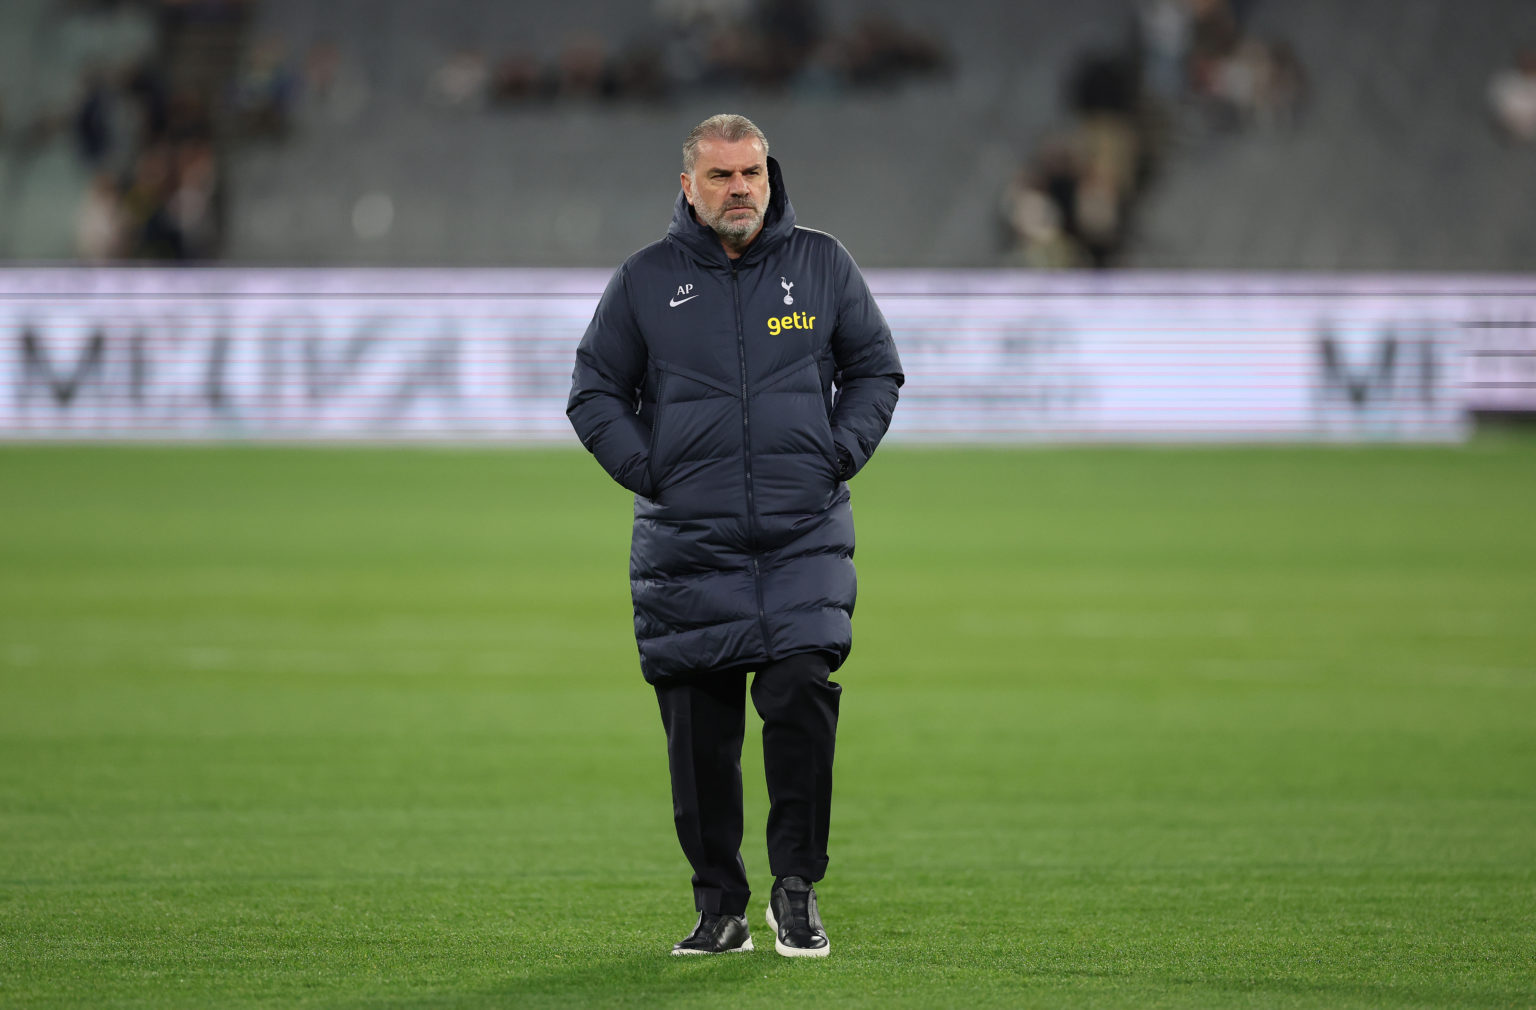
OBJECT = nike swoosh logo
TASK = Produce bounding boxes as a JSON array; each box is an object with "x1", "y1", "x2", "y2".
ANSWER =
[{"x1": 669, "y1": 294, "x2": 700, "y2": 307}]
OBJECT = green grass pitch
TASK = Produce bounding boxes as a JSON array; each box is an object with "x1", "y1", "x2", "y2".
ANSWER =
[{"x1": 2, "y1": 439, "x2": 1534, "y2": 1009}]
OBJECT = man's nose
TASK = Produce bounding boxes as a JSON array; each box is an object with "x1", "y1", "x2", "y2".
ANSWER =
[{"x1": 729, "y1": 173, "x2": 751, "y2": 193}]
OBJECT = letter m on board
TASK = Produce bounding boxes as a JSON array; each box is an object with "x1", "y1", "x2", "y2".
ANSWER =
[{"x1": 18, "y1": 327, "x2": 107, "y2": 407}]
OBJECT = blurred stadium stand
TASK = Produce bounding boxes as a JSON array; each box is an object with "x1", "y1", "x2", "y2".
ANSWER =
[
  {"x1": 221, "y1": 0, "x2": 1112, "y2": 268},
  {"x1": 1127, "y1": 0, "x2": 1536, "y2": 272},
  {"x1": 0, "y1": 0, "x2": 237, "y2": 262},
  {"x1": 0, "y1": 0, "x2": 158, "y2": 259},
  {"x1": 3, "y1": 0, "x2": 1535, "y2": 270}
]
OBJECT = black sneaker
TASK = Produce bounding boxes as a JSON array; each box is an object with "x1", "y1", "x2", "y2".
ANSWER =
[
  {"x1": 765, "y1": 877, "x2": 830, "y2": 957},
  {"x1": 671, "y1": 912, "x2": 754, "y2": 955}
]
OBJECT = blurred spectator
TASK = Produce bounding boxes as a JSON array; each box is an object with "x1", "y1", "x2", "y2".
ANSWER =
[
  {"x1": 1003, "y1": 47, "x2": 1152, "y2": 268},
  {"x1": 557, "y1": 36, "x2": 612, "y2": 99},
  {"x1": 482, "y1": 0, "x2": 948, "y2": 105},
  {"x1": 842, "y1": 14, "x2": 950, "y2": 89},
  {"x1": 1209, "y1": 38, "x2": 1264, "y2": 122},
  {"x1": 1187, "y1": 0, "x2": 1240, "y2": 93},
  {"x1": 489, "y1": 53, "x2": 550, "y2": 105},
  {"x1": 1076, "y1": 112, "x2": 1140, "y2": 193},
  {"x1": 124, "y1": 60, "x2": 170, "y2": 145},
  {"x1": 73, "y1": 130, "x2": 225, "y2": 263},
  {"x1": 1074, "y1": 164, "x2": 1125, "y2": 265},
  {"x1": 1004, "y1": 136, "x2": 1117, "y2": 269},
  {"x1": 167, "y1": 141, "x2": 221, "y2": 259},
  {"x1": 1134, "y1": 0, "x2": 1305, "y2": 133},
  {"x1": 74, "y1": 69, "x2": 116, "y2": 167},
  {"x1": 1007, "y1": 54, "x2": 1145, "y2": 267},
  {"x1": 120, "y1": 144, "x2": 182, "y2": 259},
  {"x1": 1071, "y1": 51, "x2": 1139, "y2": 118},
  {"x1": 231, "y1": 37, "x2": 297, "y2": 138},
  {"x1": 612, "y1": 45, "x2": 670, "y2": 102},
  {"x1": 299, "y1": 41, "x2": 371, "y2": 125},
  {"x1": 75, "y1": 173, "x2": 128, "y2": 261},
  {"x1": 1002, "y1": 168, "x2": 1086, "y2": 269},
  {"x1": 654, "y1": 0, "x2": 744, "y2": 89},
  {"x1": 1488, "y1": 46, "x2": 1536, "y2": 143},
  {"x1": 431, "y1": 48, "x2": 490, "y2": 107},
  {"x1": 1135, "y1": 0, "x2": 1191, "y2": 103},
  {"x1": 1201, "y1": 38, "x2": 1305, "y2": 129},
  {"x1": 1256, "y1": 40, "x2": 1306, "y2": 128},
  {"x1": 165, "y1": 89, "x2": 214, "y2": 145}
]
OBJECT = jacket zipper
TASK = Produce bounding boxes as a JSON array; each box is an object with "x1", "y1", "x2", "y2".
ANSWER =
[{"x1": 732, "y1": 265, "x2": 774, "y2": 660}]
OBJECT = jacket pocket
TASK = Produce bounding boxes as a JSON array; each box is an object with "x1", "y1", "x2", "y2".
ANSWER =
[
  {"x1": 817, "y1": 415, "x2": 841, "y2": 482},
  {"x1": 811, "y1": 381, "x2": 841, "y2": 481},
  {"x1": 645, "y1": 371, "x2": 669, "y2": 495},
  {"x1": 815, "y1": 356, "x2": 840, "y2": 480}
]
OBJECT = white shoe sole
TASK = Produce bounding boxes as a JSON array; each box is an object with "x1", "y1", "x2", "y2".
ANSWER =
[
  {"x1": 765, "y1": 904, "x2": 831, "y2": 958},
  {"x1": 671, "y1": 935, "x2": 753, "y2": 956}
]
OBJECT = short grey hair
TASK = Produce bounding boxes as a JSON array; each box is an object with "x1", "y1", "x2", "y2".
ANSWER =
[{"x1": 682, "y1": 114, "x2": 769, "y2": 175}]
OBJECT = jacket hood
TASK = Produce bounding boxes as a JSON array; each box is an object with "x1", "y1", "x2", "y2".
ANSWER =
[{"x1": 666, "y1": 155, "x2": 797, "y2": 268}]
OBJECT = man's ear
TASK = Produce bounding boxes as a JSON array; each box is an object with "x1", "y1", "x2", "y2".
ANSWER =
[{"x1": 679, "y1": 172, "x2": 695, "y2": 206}]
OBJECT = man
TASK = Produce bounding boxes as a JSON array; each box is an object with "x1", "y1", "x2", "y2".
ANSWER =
[{"x1": 567, "y1": 114, "x2": 902, "y2": 958}]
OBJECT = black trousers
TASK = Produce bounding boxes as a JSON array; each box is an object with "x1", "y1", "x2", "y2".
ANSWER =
[{"x1": 654, "y1": 652, "x2": 841, "y2": 916}]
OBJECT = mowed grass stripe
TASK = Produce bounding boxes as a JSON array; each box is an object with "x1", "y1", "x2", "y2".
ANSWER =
[{"x1": 1, "y1": 442, "x2": 1533, "y2": 1008}]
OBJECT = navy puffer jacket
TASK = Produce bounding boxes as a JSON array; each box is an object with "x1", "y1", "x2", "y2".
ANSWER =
[{"x1": 568, "y1": 158, "x2": 903, "y2": 683}]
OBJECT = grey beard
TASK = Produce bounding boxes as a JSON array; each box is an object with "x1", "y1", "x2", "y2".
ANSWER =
[{"x1": 702, "y1": 205, "x2": 762, "y2": 242}]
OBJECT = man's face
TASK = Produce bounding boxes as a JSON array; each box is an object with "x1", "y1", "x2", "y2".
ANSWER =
[{"x1": 681, "y1": 137, "x2": 770, "y2": 249}]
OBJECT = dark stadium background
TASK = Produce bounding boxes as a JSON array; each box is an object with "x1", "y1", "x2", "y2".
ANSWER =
[
  {"x1": 2, "y1": 1, "x2": 1534, "y2": 1007},
  {"x1": 4, "y1": 0, "x2": 1536, "y2": 270}
]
